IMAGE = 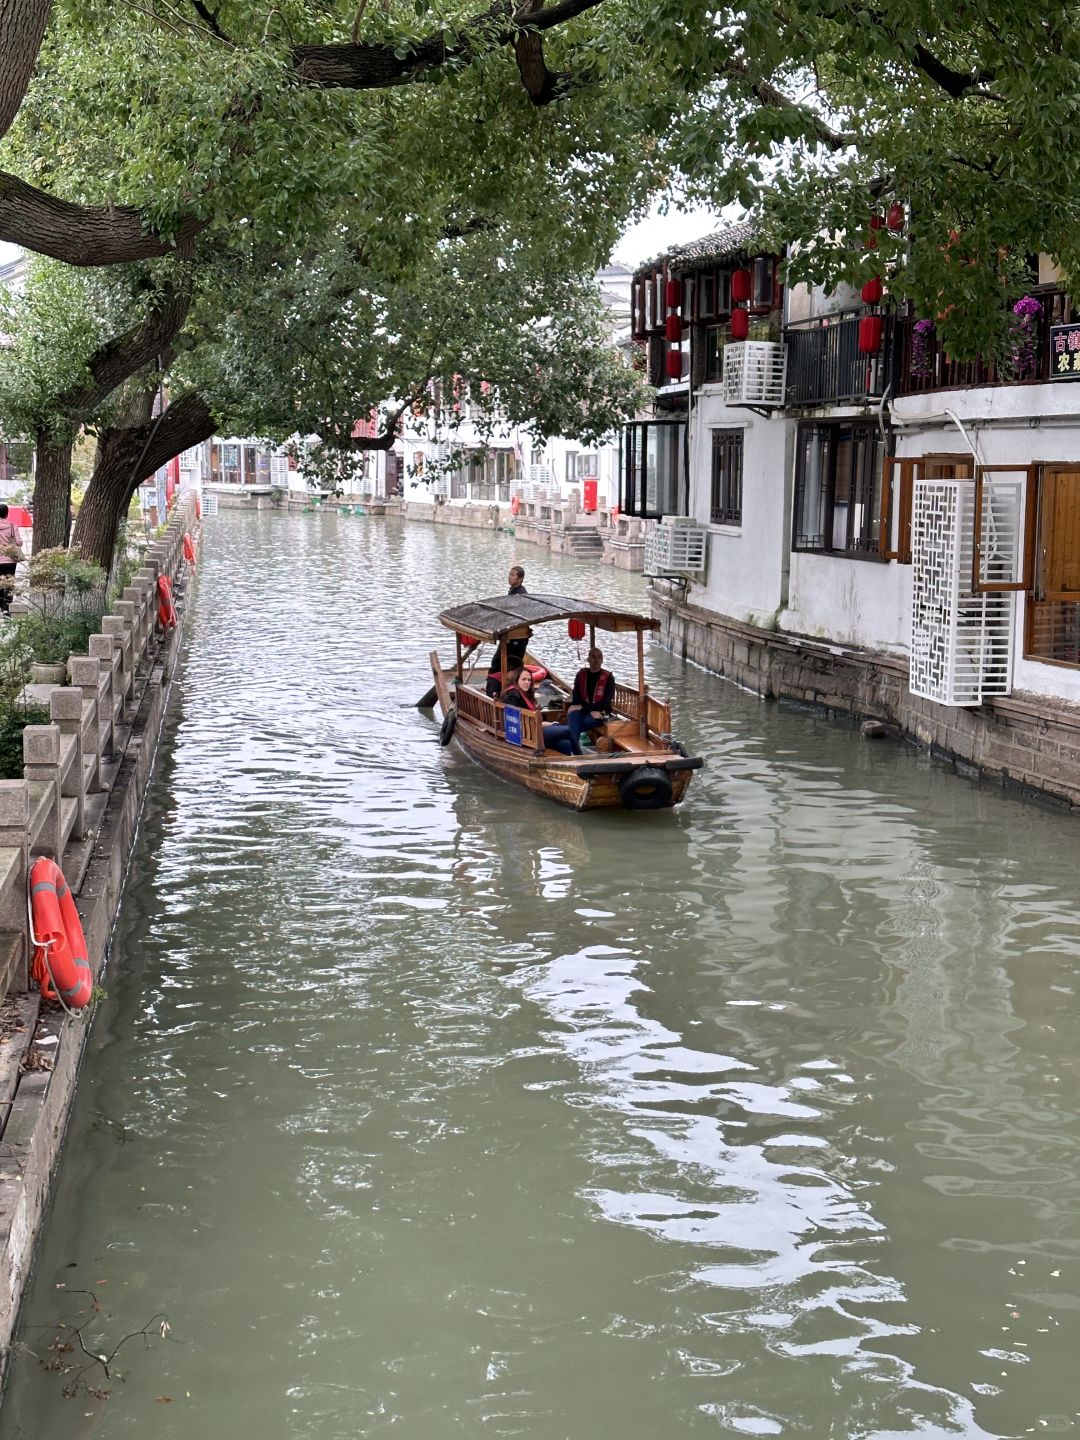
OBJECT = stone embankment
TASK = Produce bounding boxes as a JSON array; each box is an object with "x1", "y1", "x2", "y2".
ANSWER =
[{"x1": 0, "y1": 501, "x2": 198, "y2": 1372}]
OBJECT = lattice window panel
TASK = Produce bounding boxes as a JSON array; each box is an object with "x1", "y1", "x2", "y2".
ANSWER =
[
  {"x1": 909, "y1": 478, "x2": 1019, "y2": 706},
  {"x1": 644, "y1": 518, "x2": 708, "y2": 577},
  {"x1": 722, "y1": 341, "x2": 787, "y2": 407}
]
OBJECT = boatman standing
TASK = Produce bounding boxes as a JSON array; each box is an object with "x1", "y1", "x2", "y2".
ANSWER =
[{"x1": 486, "y1": 566, "x2": 531, "y2": 695}]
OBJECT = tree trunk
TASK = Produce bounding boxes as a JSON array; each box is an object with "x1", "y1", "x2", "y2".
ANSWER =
[
  {"x1": 0, "y1": 0, "x2": 51, "y2": 142},
  {"x1": 32, "y1": 432, "x2": 73, "y2": 551},
  {"x1": 73, "y1": 391, "x2": 215, "y2": 573}
]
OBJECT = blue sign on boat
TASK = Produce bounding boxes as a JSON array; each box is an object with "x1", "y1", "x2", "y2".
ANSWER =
[{"x1": 504, "y1": 707, "x2": 523, "y2": 746}]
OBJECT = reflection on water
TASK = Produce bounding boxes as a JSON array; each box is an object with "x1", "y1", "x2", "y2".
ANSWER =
[{"x1": 3, "y1": 512, "x2": 1080, "y2": 1440}]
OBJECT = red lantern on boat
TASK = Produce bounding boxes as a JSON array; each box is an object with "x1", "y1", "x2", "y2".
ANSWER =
[
  {"x1": 861, "y1": 277, "x2": 883, "y2": 305},
  {"x1": 665, "y1": 313, "x2": 683, "y2": 342},
  {"x1": 568, "y1": 618, "x2": 586, "y2": 641},
  {"x1": 887, "y1": 202, "x2": 906, "y2": 232},
  {"x1": 731, "y1": 268, "x2": 752, "y2": 303},
  {"x1": 666, "y1": 349, "x2": 683, "y2": 378},
  {"x1": 730, "y1": 307, "x2": 749, "y2": 340},
  {"x1": 461, "y1": 634, "x2": 477, "y2": 648},
  {"x1": 858, "y1": 315, "x2": 884, "y2": 353},
  {"x1": 665, "y1": 278, "x2": 681, "y2": 308}
]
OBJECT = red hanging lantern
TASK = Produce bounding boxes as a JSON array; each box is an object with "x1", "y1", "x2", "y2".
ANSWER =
[
  {"x1": 886, "y1": 202, "x2": 906, "y2": 232},
  {"x1": 869, "y1": 213, "x2": 885, "y2": 231},
  {"x1": 730, "y1": 307, "x2": 749, "y2": 340},
  {"x1": 568, "y1": 618, "x2": 586, "y2": 641},
  {"x1": 731, "y1": 268, "x2": 752, "y2": 303},
  {"x1": 858, "y1": 315, "x2": 884, "y2": 353},
  {"x1": 461, "y1": 634, "x2": 477, "y2": 648},
  {"x1": 666, "y1": 349, "x2": 683, "y2": 378},
  {"x1": 861, "y1": 277, "x2": 883, "y2": 305},
  {"x1": 665, "y1": 313, "x2": 683, "y2": 342},
  {"x1": 665, "y1": 278, "x2": 681, "y2": 308}
]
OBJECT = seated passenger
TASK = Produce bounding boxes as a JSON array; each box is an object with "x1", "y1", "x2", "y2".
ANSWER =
[
  {"x1": 502, "y1": 669, "x2": 575, "y2": 756},
  {"x1": 566, "y1": 647, "x2": 615, "y2": 750}
]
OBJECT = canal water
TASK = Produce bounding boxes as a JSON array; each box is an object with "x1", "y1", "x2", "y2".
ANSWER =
[{"x1": 3, "y1": 511, "x2": 1080, "y2": 1439}]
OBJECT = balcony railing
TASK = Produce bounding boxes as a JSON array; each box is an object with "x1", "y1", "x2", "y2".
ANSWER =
[
  {"x1": 783, "y1": 313, "x2": 894, "y2": 407},
  {"x1": 894, "y1": 285, "x2": 1073, "y2": 395}
]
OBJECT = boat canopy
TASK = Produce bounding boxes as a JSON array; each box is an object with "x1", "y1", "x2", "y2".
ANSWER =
[{"x1": 439, "y1": 593, "x2": 660, "y2": 641}]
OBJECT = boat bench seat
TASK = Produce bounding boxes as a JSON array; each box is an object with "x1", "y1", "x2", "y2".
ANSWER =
[{"x1": 605, "y1": 722, "x2": 652, "y2": 754}]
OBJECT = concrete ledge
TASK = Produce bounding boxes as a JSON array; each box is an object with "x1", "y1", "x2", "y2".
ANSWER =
[
  {"x1": 0, "y1": 516, "x2": 196, "y2": 1376},
  {"x1": 652, "y1": 587, "x2": 1080, "y2": 812}
]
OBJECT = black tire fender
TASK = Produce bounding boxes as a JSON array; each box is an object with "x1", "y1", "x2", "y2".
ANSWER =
[
  {"x1": 439, "y1": 707, "x2": 457, "y2": 747},
  {"x1": 618, "y1": 764, "x2": 674, "y2": 810}
]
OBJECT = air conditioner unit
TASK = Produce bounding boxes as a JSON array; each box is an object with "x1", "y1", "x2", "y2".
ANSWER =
[
  {"x1": 722, "y1": 341, "x2": 787, "y2": 407},
  {"x1": 909, "y1": 476, "x2": 1021, "y2": 706},
  {"x1": 644, "y1": 516, "x2": 708, "y2": 577}
]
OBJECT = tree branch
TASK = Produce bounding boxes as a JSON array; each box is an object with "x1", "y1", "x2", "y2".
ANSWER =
[{"x1": 0, "y1": 170, "x2": 208, "y2": 266}]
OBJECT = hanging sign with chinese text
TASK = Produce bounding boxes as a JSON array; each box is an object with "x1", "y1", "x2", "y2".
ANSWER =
[
  {"x1": 503, "y1": 707, "x2": 523, "y2": 746},
  {"x1": 1050, "y1": 323, "x2": 1080, "y2": 380}
]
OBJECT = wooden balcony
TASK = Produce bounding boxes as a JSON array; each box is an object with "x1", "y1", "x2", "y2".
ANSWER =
[{"x1": 894, "y1": 285, "x2": 1075, "y2": 395}]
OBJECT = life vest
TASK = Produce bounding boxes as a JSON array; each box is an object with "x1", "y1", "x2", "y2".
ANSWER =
[
  {"x1": 157, "y1": 573, "x2": 177, "y2": 630},
  {"x1": 576, "y1": 667, "x2": 612, "y2": 707},
  {"x1": 29, "y1": 857, "x2": 92, "y2": 1009},
  {"x1": 504, "y1": 688, "x2": 537, "y2": 711},
  {"x1": 183, "y1": 532, "x2": 196, "y2": 566}
]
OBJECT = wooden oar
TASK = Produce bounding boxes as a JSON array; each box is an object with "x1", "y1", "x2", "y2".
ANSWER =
[{"x1": 416, "y1": 641, "x2": 481, "y2": 708}]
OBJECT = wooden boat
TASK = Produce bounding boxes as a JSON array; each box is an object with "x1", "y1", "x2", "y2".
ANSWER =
[{"x1": 427, "y1": 593, "x2": 703, "y2": 811}]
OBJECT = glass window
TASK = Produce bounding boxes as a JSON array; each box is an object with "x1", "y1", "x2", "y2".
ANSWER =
[
  {"x1": 753, "y1": 256, "x2": 774, "y2": 308},
  {"x1": 710, "y1": 430, "x2": 743, "y2": 525},
  {"x1": 621, "y1": 422, "x2": 687, "y2": 518},
  {"x1": 793, "y1": 423, "x2": 883, "y2": 558},
  {"x1": 699, "y1": 273, "x2": 716, "y2": 319},
  {"x1": 705, "y1": 326, "x2": 725, "y2": 382}
]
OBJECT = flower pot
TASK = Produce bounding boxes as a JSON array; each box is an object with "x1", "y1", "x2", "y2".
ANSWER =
[{"x1": 30, "y1": 662, "x2": 67, "y2": 685}]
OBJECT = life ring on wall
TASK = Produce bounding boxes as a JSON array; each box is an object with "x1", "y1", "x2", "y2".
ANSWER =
[
  {"x1": 183, "y1": 532, "x2": 196, "y2": 566},
  {"x1": 157, "y1": 574, "x2": 178, "y2": 630},
  {"x1": 195, "y1": 495, "x2": 202, "y2": 520},
  {"x1": 618, "y1": 765, "x2": 673, "y2": 811},
  {"x1": 439, "y1": 707, "x2": 458, "y2": 746},
  {"x1": 510, "y1": 495, "x2": 520, "y2": 516},
  {"x1": 29, "y1": 857, "x2": 92, "y2": 1009}
]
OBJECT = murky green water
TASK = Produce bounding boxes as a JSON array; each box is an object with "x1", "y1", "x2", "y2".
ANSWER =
[{"x1": 3, "y1": 512, "x2": 1080, "y2": 1439}]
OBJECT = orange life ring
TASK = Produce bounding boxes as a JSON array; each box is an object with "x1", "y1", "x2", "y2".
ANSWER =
[
  {"x1": 510, "y1": 495, "x2": 520, "y2": 516},
  {"x1": 157, "y1": 573, "x2": 177, "y2": 630},
  {"x1": 195, "y1": 495, "x2": 202, "y2": 520},
  {"x1": 525, "y1": 664, "x2": 547, "y2": 683},
  {"x1": 183, "y1": 532, "x2": 196, "y2": 566},
  {"x1": 30, "y1": 857, "x2": 92, "y2": 1009}
]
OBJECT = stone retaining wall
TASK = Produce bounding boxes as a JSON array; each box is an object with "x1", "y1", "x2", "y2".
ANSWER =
[
  {"x1": 0, "y1": 502, "x2": 198, "y2": 1374},
  {"x1": 653, "y1": 585, "x2": 1080, "y2": 812}
]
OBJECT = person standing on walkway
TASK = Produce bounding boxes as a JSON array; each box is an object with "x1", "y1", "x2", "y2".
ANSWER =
[{"x1": 0, "y1": 504, "x2": 24, "y2": 616}]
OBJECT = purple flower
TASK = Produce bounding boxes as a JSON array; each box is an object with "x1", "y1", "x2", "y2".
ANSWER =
[
  {"x1": 1013, "y1": 295, "x2": 1042, "y2": 318},
  {"x1": 911, "y1": 318, "x2": 935, "y2": 378}
]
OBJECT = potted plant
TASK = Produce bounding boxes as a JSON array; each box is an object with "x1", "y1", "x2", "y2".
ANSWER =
[{"x1": 13, "y1": 547, "x2": 107, "y2": 684}]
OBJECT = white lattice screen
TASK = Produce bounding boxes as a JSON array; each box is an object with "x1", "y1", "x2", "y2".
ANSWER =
[
  {"x1": 909, "y1": 476, "x2": 1021, "y2": 706},
  {"x1": 644, "y1": 517, "x2": 708, "y2": 577},
  {"x1": 201, "y1": 490, "x2": 219, "y2": 516},
  {"x1": 722, "y1": 341, "x2": 787, "y2": 407}
]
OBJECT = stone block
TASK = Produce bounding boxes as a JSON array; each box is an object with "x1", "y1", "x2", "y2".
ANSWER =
[
  {"x1": 70, "y1": 655, "x2": 103, "y2": 689},
  {"x1": 49, "y1": 689, "x2": 83, "y2": 728},
  {"x1": 22, "y1": 725, "x2": 60, "y2": 766},
  {"x1": 0, "y1": 780, "x2": 29, "y2": 833}
]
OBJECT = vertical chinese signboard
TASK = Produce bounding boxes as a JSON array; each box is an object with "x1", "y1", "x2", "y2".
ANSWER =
[{"x1": 1050, "y1": 323, "x2": 1080, "y2": 380}]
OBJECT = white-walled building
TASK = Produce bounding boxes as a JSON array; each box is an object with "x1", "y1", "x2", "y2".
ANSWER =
[{"x1": 630, "y1": 224, "x2": 1080, "y2": 809}]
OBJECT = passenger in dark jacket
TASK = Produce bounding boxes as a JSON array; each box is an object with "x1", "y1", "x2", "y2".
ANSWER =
[{"x1": 566, "y1": 648, "x2": 614, "y2": 750}]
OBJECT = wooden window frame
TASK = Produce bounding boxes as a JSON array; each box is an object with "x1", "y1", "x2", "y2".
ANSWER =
[
  {"x1": 878, "y1": 453, "x2": 975, "y2": 564},
  {"x1": 971, "y1": 464, "x2": 1037, "y2": 593}
]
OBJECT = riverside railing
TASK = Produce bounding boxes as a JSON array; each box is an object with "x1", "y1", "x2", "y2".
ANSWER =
[{"x1": 0, "y1": 501, "x2": 196, "y2": 1006}]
